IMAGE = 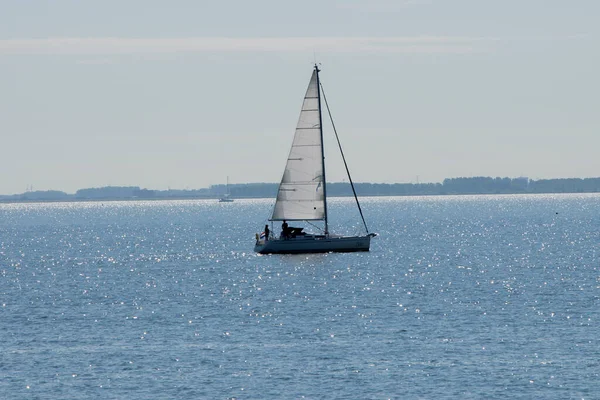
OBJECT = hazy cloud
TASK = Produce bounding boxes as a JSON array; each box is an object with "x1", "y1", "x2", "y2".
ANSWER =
[
  {"x1": 336, "y1": 0, "x2": 434, "y2": 12},
  {"x1": 0, "y1": 36, "x2": 490, "y2": 56},
  {"x1": 74, "y1": 58, "x2": 115, "y2": 65}
]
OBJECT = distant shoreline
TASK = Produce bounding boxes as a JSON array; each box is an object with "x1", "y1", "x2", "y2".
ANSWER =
[{"x1": 3, "y1": 177, "x2": 600, "y2": 204}]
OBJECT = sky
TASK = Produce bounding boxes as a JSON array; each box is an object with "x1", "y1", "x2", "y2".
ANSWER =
[{"x1": 0, "y1": 0, "x2": 598, "y2": 195}]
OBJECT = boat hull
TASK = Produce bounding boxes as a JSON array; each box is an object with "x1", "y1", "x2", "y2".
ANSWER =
[{"x1": 254, "y1": 234, "x2": 372, "y2": 254}]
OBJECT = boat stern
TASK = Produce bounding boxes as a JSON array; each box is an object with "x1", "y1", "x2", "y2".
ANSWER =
[{"x1": 254, "y1": 240, "x2": 272, "y2": 254}]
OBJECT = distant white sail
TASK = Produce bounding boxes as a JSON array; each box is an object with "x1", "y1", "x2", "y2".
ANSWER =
[{"x1": 271, "y1": 70, "x2": 325, "y2": 221}]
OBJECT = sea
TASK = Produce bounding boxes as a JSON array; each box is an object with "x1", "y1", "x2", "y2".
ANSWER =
[{"x1": 1, "y1": 194, "x2": 599, "y2": 399}]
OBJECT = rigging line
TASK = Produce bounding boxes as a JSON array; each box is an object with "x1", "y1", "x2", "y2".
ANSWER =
[
  {"x1": 306, "y1": 220, "x2": 325, "y2": 233},
  {"x1": 319, "y1": 82, "x2": 370, "y2": 234}
]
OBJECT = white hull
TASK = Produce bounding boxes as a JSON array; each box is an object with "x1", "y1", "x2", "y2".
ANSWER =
[{"x1": 254, "y1": 234, "x2": 373, "y2": 254}]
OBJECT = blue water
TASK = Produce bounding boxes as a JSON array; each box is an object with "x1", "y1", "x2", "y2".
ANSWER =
[{"x1": 1, "y1": 194, "x2": 599, "y2": 399}]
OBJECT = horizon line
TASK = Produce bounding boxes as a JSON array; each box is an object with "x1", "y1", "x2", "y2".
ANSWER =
[{"x1": 4, "y1": 175, "x2": 600, "y2": 197}]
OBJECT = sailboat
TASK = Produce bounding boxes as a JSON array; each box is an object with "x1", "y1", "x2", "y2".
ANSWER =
[
  {"x1": 254, "y1": 65, "x2": 376, "y2": 254},
  {"x1": 219, "y1": 176, "x2": 234, "y2": 202}
]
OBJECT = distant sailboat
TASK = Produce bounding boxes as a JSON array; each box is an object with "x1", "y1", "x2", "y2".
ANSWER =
[
  {"x1": 219, "y1": 177, "x2": 234, "y2": 202},
  {"x1": 254, "y1": 65, "x2": 376, "y2": 254}
]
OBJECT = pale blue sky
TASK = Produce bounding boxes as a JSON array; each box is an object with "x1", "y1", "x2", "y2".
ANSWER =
[{"x1": 1, "y1": 0, "x2": 598, "y2": 194}]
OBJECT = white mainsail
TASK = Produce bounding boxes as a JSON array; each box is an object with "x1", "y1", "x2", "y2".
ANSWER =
[{"x1": 271, "y1": 70, "x2": 325, "y2": 221}]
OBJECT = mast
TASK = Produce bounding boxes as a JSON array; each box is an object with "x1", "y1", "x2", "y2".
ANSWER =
[{"x1": 315, "y1": 64, "x2": 329, "y2": 235}]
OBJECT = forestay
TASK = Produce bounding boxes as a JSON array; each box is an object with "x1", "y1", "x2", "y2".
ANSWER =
[{"x1": 271, "y1": 70, "x2": 325, "y2": 221}]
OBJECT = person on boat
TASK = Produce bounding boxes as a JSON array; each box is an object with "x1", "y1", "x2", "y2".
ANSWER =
[
  {"x1": 281, "y1": 220, "x2": 289, "y2": 239},
  {"x1": 264, "y1": 225, "x2": 270, "y2": 242}
]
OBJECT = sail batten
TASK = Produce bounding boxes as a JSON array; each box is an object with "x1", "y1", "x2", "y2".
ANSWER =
[{"x1": 271, "y1": 69, "x2": 325, "y2": 222}]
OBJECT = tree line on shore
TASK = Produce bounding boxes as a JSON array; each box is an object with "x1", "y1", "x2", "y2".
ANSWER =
[{"x1": 3, "y1": 176, "x2": 600, "y2": 202}]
